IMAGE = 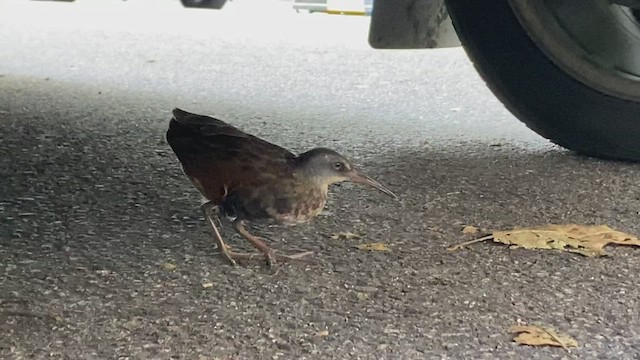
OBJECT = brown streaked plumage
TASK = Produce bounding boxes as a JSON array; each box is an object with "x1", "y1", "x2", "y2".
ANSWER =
[{"x1": 167, "y1": 108, "x2": 396, "y2": 267}]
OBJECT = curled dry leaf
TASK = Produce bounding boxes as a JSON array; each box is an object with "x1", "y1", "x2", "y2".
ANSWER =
[
  {"x1": 354, "y1": 243, "x2": 390, "y2": 252},
  {"x1": 462, "y1": 225, "x2": 479, "y2": 235},
  {"x1": 510, "y1": 325, "x2": 577, "y2": 349},
  {"x1": 162, "y1": 262, "x2": 177, "y2": 270},
  {"x1": 448, "y1": 224, "x2": 640, "y2": 257},
  {"x1": 330, "y1": 231, "x2": 361, "y2": 240}
]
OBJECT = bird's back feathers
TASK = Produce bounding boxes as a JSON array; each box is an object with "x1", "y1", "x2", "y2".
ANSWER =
[{"x1": 166, "y1": 108, "x2": 298, "y2": 209}]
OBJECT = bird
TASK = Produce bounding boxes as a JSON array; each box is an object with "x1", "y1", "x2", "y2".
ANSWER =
[{"x1": 166, "y1": 108, "x2": 396, "y2": 267}]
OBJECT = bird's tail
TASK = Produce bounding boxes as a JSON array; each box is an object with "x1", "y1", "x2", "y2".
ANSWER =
[
  {"x1": 169, "y1": 108, "x2": 250, "y2": 139},
  {"x1": 171, "y1": 108, "x2": 194, "y2": 123},
  {"x1": 167, "y1": 108, "x2": 201, "y2": 147}
]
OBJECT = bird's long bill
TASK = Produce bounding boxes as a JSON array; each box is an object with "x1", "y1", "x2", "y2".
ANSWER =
[{"x1": 349, "y1": 172, "x2": 397, "y2": 199}]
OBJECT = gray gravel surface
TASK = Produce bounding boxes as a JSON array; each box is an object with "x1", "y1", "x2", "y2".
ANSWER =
[{"x1": 1, "y1": 1, "x2": 640, "y2": 359}]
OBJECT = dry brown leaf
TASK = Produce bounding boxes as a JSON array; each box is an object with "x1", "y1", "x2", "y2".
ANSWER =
[
  {"x1": 162, "y1": 262, "x2": 177, "y2": 270},
  {"x1": 510, "y1": 325, "x2": 577, "y2": 349},
  {"x1": 330, "y1": 231, "x2": 361, "y2": 240},
  {"x1": 448, "y1": 224, "x2": 640, "y2": 256},
  {"x1": 355, "y1": 243, "x2": 390, "y2": 252},
  {"x1": 462, "y1": 225, "x2": 479, "y2": 235}
]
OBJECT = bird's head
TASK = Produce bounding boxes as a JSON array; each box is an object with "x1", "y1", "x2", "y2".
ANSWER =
[{"x1": 295, "y1": 148, "x2": 396, "y2": 198}]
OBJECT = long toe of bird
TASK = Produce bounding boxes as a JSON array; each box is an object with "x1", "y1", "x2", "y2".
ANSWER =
[{"x1": 266, "y1": 250, "x2": 315, "y2": 267}]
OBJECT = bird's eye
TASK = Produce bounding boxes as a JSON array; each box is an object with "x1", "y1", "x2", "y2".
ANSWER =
[{"x1": 333, "y1": 162, "x2": 344, "y2": 171}]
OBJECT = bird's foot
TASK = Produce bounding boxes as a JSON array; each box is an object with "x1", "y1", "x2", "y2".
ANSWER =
[
  {"x1": 263, "y1": 250, "x2": 314, "y2": 268},
  {"x1": 217, "y1": 244, "x2": 264, "y2": 266},
  {"x1": 218, "y1": 244, "x2": 313, "y2": 267}
]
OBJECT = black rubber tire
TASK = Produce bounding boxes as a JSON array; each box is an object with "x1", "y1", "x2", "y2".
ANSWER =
[
  {"x1": 444, "y1": 0, "x2": 640, "y2": 161},
  {"x1": 180, "y1": 0, "x2": 227, "y2": 9}
]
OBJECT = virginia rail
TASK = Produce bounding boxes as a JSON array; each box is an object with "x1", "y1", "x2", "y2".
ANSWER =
[{"x1": 167, "y1": 108, "x2": 396, "y2": 267}]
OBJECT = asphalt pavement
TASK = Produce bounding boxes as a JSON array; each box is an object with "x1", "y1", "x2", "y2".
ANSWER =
[{"x1": 1, "y1": 0, "x2": 640, "y2": 359}]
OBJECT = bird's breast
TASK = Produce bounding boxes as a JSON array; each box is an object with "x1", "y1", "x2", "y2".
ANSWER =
[
  {"x1": 219, "y1": 181, "x2": 328, "y2": 225},
  {"x1": 266, "y1": 185, "x2": 328, "y2": 225}
]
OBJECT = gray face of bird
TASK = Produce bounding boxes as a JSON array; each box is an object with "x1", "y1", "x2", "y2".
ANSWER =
[{"x1": 296, "y1": 148, "x2": 397, "y2": 199}]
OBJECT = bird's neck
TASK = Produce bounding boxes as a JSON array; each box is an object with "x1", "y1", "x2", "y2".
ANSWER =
[{"x1": 293, "y1": 170, "x2": 334, "y2": 193}]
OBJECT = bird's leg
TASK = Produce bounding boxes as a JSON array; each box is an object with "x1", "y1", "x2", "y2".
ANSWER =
[
  {"x1": 232, "y1": 219, "x2": 314, "y2": 267},
  {"x1": 200, "y1": 202, "x2": 264, "y2": 266}
]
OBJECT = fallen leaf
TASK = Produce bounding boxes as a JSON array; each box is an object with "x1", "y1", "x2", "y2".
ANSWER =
[
  {"x1": 317, "y1": 330, "x2": 329, "y2": 337},
  {"x1": 162, "y1": 262, "x2": 177, "y2": 270},
  {"x1": 123, "y1": 318, "x2": 140, "y2": 330},
  {"x1": 201, "y1": 282, "x2": 214, "y2": 289},
  {"x1": 330, "y1": 231, "x2": 361, "y2": 240},
  {"x1": 510, "y1": 325, "x2": 577, "y2": 350},
  {"x1": 355, "y1": 243, "x2": 390, "y2": 252},
  {"x1": 448, "y1": 224, "x2": 640, "y2": 256},
  {"x1": 462, "y1": 225, "x2": 479, "y2": 235}
]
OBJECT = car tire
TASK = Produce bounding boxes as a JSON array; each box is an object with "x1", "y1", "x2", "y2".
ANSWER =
[
  {"x1": 444, "y1": 0, "x2": 640, "y2": 161},
  {"x1": 181, "y1": 0, "x2": 227, "y2": 9}
]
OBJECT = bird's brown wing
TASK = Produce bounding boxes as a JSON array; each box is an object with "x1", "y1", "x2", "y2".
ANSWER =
[{"x1": 166, "y1": 108, "x2": 297, "y2": 203}]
